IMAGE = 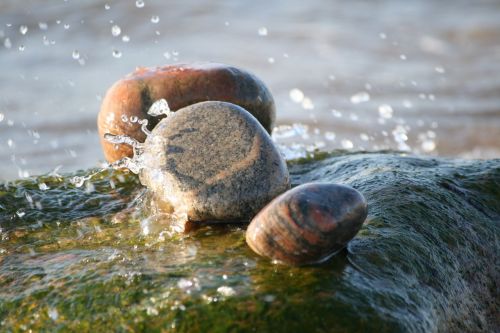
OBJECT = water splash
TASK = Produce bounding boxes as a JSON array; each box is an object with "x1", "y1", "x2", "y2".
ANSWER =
[
  {"x1": 258, "y1": 27, "x2": 268, "y2": 36},
  {"x1": 104, "y1": 133, "x2": 143, "y2": 148},
  {"x1": 350, "y1": 92, "x2": 370, "y2": 104},
  {"x1": 104, "y1": 99, "x2": 174, "y2": 177},
  {"x1": 147, "y1": 99, "x2": 171, "y2": 117}
]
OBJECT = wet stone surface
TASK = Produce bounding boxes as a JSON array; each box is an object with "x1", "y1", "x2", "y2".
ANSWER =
[
  {"x1": 98, "y1": 62, "x2": 276, "y2": 162},
  {"x1": 246, "y1": 183, "x2": 368, "y2": 265},
  {"x1": 139, "y1": 101, "x2": 290, "y2": 223}
]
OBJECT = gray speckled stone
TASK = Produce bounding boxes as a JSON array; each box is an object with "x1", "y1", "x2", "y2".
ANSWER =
[{"x1": 139, "y1": 101, "x2": 290, "y2": 223}]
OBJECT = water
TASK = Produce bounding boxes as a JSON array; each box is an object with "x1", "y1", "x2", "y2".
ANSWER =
[
  {"x1": 1, "y1": 0, "x2": 500, "y2": 180},
  {"x1": 0, "y1": 152, "x2": 498, "y2": 331},
  {"x1": 0, "y1": 2, "x2": 499, "y2": 331}
]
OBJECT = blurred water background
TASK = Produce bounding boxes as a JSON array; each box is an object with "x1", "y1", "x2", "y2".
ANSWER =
[{"x1": 1, "y1": 0, "x2": 499, "y2": 180}]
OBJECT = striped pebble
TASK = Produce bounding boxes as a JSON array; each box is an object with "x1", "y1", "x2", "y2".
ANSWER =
[{"x1": 246, "y1": 183, "x2": 367, "y2": 265}]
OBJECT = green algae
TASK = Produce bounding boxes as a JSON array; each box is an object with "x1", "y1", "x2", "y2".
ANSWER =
[{"x1": 0, "y1": 152, "x2": 498, "y2": 332}]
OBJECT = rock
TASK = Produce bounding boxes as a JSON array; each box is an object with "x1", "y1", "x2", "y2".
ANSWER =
[
  {"x1": 98, "y1": 63, "x2": 276, "y2": 162},
  {"x1": 139, "y1": 101, "x2": 290, "y2": 223},
  {"x1": 246, "y1": 183, "x2": 367, "y2": 265}
]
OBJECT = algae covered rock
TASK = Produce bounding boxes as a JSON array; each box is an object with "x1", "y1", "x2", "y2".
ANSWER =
[
  {"x1": 98, "y1": 63, "x2": 276, "y2": 162},
  {"x1": 246, "y1": 183, "x2": 367, "y2": 265},
  {"x1": 139, "y1": 101, "x2": 290, "y2": 222},
  {"x1": 0, "y1": 152, "x2": 498, "y2": 332}
]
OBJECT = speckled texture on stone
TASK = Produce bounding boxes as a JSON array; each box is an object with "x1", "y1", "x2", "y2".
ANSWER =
[
  {"x1": 98, "y1": 63, "x2": 276, "y2": 163},
  {"x1": 246, "y1": 183, "x2": 368, "y2": 265},
  {"x1": 139, "y1": 101, "x2": 290, "y2": 223}
]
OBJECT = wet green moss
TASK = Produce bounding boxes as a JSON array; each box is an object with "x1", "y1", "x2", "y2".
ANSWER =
[{"x1": 0, "y1": 152, "x2": 498, "y2": 332}]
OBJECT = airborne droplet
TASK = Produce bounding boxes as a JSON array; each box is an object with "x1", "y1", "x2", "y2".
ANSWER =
[
  {"x1": 19, "y1": 25, "x2": 28, "y2": 35},
  {"x1": 111, "y1": 25, "x2": 121, "y2": 37}
]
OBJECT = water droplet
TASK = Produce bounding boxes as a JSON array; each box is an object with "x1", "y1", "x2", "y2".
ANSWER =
[
  {"x1": 38, "y1": 183, "x2": 49, "y2": 191},
  {"x1": 104, "y1": 3, "x2": 110, "y2": 10},
  {"x1": 378, "y1": 104, "x2": 393, "y2": 119},
  {"x1": 72, "y1": 50, "x2": 80, "y2": 59},
  {"x1": 112, "y1": 49, "x2": 122, "y2": 58},
  {"x1": 400, "y1": 54, "x2": 407, "y2": 60},
  {"x1": 4, "y1": 37, "x2": 12, "y2": 49},
  {"x1": 177, "y1": 278, "x2": 193, "y2": 289},
  {"x1": 360, "y1": 133, "x2": 370, "y2": 141},
  {"x1": 301, "y1": 97, "x2": 314, "y2": 110},
  {"x1": 47, "y1": 308, "x2": 59, "y2": 321},
  {"x1": 18, "y1": 45, "x2": 24, "y2": 51},
  {"x1": 402, "y1": 100, "x2": 413, "y2": 108},
  {"x1": 263, "y1": 294, "x2": 276, "y2": 302},
  {"x1": 331, "y1": 109, "x2": 342, "y2": 118},
  {"x1": 111, "y1": 25, "x2": 121, "y2": 37},
  {"x1": 421, "y1": 140, "x2": 436, "y2": 152},
  {"x1": 136, "y1": 0, "x2": 145, "y2": 8},
  {"x1": 19, "y1": 25, "x2": 28, "y2": 35},
  {"x1": 258, "y1": 27, "x2": 268, "y2": 36},
  {"x1": 151, "y1": 15, "x2": 160, "y2": 24},
  {"x1": 147, "y1": 99, "x2": 171, "y2": 117},
  {"x1": 217, "y1": 286, "x2": 236, "y2": 297},
  {"x1": 0, "y1": 113, "x2": 4, "y2": 122},
  {"x1": 122, "y1": 35, "x2": 130, "y2": 42},
  {"x1": 130, "y1": 116, "x2": 138, "y2": 123},
  {"x1": 121, "y1": 114, "x2": 128, "y2": 122},
  {"x1": 267, "y1": 57, "x2": 275, "y2": 64},
  {"x1": 379, "y1": 32, "x2": 387, "y2": 39},
  {"x1": 392, "y1": 125, "x2": 410, "y2": 151},
  {"x1": 289, "y1": 89, "x2": 304, "y2": 103},
  {"x1": 38, "y1": 22, "x2": 48, "y2": 30},
  {"x1": 435, "y1": 66, "x2": 445, "y2": 74},
  {"x1": 341, "y1": 139, "x2": 354, "y2": 149},
  {"x1": 16, "y1": 209, "x2": 26, "y2": 218},
  {"x1": 64, "y1": 23, "x2": 70, "y2": 30},
  {"x1": 350, "y1": 92, "x2": 370, "y2": 104},
  {"x1": 325, "y1": 131, "x2": 336, "y2": 141}
]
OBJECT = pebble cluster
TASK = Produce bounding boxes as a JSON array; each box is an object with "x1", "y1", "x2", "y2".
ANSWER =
[
  {"x1": 99, "y1": 63, "x2": 367, "y2": 265},
  {"x1": 98, "y1": 62, "x2": 276, "y2": 163}
]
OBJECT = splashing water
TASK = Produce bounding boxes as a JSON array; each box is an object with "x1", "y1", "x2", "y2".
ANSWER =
[
  {"x1": 147, "y1": 99, "x2": 172, "y2": 117},
  {"x1": 104, "y1": 99, "x2": 174, "y2": 177},
  {"x1": 104, "y1": 133, "x2": 142, "y2": 148},
  {"x1": 350, "y1": 91, "x2": 370, "y2": 104}
]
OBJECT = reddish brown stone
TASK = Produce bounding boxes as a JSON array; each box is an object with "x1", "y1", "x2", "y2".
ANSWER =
[
  {"x1": 98, "y1": 63, "x2": 276, "y2": 162},
  {"x1": 246, "y1": 183, "x2": 367, "y2": 265}
]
